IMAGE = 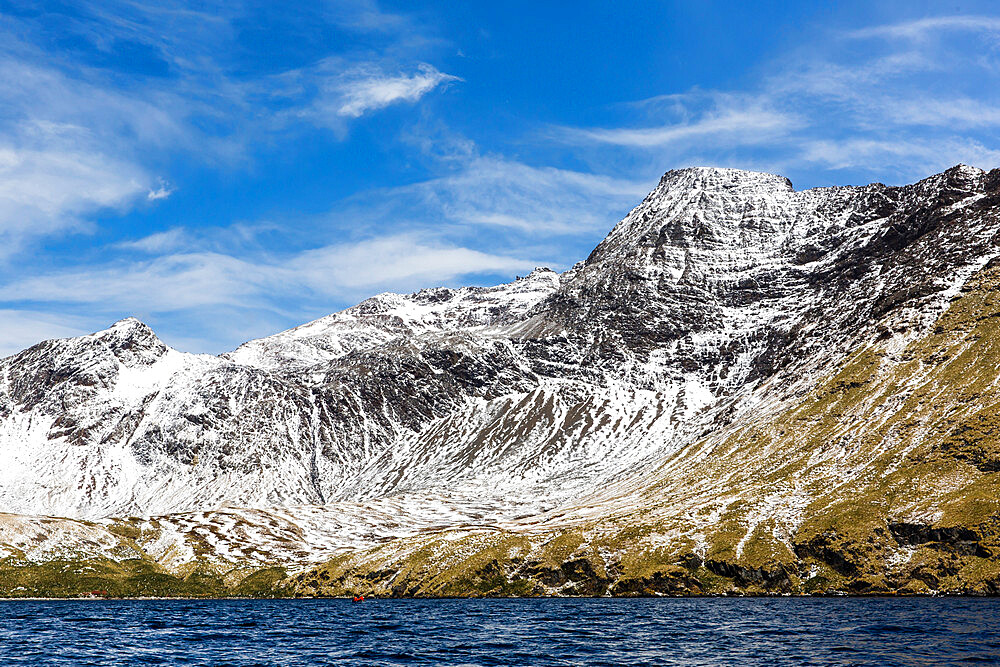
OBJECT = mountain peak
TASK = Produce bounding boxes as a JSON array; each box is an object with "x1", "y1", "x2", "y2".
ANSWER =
[
  {"x1": 585, "y1": 166, "x2": 800, "y2": 266},
  {"x1": 101, "y1": 316, "x2": 158, "y2": 341},
  {"x1": 93, "y1": 316, "x2": 168, "y2": 364},
  {"x1": 516, "y1": 267, "x2": 556, "y2": 281},
  {"x1": 109, "y1": 316, "x2": 148, "y2": 330},
  {"x1": 945, "y1": 163, "x2": 984, "y2": 176},
  {"x1": 656, "y1": 166, "x2": 794, "y2": 195},
  {"x1": 941, "y1": 163, "x2": 987, "y2": 188}
]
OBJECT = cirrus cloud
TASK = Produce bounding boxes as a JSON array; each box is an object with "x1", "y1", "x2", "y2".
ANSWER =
[
  {"x1": 551, "y1": 14, "x2": 1000, "y2": 184},
  {"x1": 334, "y1": 63, "x2": 459, "y2": 118},
  {"x1": 0, "y1": 233, "x2": 539, "y2": 315}
]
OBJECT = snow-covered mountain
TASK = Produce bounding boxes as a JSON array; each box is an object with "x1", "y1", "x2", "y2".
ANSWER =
[{"x1": 3, "y1": 164, "x2": 1000, "y2": 596}]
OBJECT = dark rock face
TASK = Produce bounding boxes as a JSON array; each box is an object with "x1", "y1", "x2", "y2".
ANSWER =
[
  {"x1": 4, "y1": 318, "x2": 166, "y2": 411},
  {"x1": 285, "y1": 514, "x2": 1000, "y2": 598},
  {"x1": 532, "y1": 165, "x2": 1000, "y2": 397}
]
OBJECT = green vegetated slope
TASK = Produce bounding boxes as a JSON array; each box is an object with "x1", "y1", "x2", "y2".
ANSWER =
[
  {"x1": 289, "y1": 260, "x2": 1000, "y2": 597},
  {"x1": 0, "y1": 557, "x2": 290, "y2": 598},
  {"x1": 0, "y1": 516, "x2": 292, "y2": 598}
]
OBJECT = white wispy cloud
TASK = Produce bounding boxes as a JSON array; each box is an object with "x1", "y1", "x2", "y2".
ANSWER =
[
  {"x1": 341, "y1": 154, "x2": 651, "y2": 235},
  {"x1": 797, "y1": 137, "x2": 1000, "y2": 174},
  {"x1": 0, "y1": 58, "x2": 192, "y2": 151},
  {"x1": 0, "y1": 253, "x2": 261, "y2": 312},
  {"x1": 848, "y1": 15, "x2": 1000, "y2": 40},
  {"x1": 563, "y1": 105, "x2": 796, "y2": 148},
  {"x1": 0, "y1": 233, "x2": 538, "y2": 314},
  {"x1": 115, "y1": 228, "x2": 189, "y2": 253},
  {"x1": 0, "y1": 3, "x2": 455, "y2": 255},
  {"x1": 887, "y1": 98, "x2": 1000, "y2": 129},
  {"x1": 0, "y1": 137, "x2": 149, "y2": 256},
  {"x1": 292, "y1": 234, "x2": 535, "y2": 292},
  {"x1": 0, "y1": 45, "x2": 201, "y2": 253},
  {"x1": 281, "y1": 60, "x2": 460, "y2": 128},
  {"x1": 147, "y1": 182, "x2": 175, "y2": 201},
  {"x1": 0, "y1": 143, "x2": 143, "y2": 220},
  {"x1": 333, "y1": 63, "x2": 459, "y2": 118},
  {"x1": 326, "y1": 1, "x2": 412, "y2": 32},
  {"x1": 552, "y1": 14, "x2": 1000, "y2": 182}
]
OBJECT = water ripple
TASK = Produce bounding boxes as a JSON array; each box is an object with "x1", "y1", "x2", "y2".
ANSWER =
[{"x1": 1, "y1": 598, "x2": 999, "y2": 666}]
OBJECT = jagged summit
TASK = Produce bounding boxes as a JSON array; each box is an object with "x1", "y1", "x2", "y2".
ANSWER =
[
  {"x1": 81, "y1": 316, "x2": 168, "y2": 366},
  {"x1": 110, "y1": 316, "x2": 145, "y2": 328},
  {"x1": 99, "y1": 316, "x2": 160, "y2": 341},
  {"x1": 942, "y1": 163, "x2": 986, "y2": 179},
  {"x1": 919, "y1": 163, "x2": 990, "y2": 197},
  {"x1": 655, "y1": 166, "x2": 795, "y2": 194},
  {"x1": 225, "y1": 263, "x2": 562, "y2": 371},
  {"x1": 516, "y1": 266, "x2": 556, "y2": 280}
]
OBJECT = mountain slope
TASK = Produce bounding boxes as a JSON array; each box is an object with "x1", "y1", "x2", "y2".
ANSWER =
[
  {"x1": 1, "y1": 164, "x2": 999, "y2": 597},
  {"x1": 290, "y1": 257, "x2": 1000, "y2": 596}
]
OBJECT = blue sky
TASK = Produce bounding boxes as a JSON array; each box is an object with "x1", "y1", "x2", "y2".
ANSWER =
[{"x1": 1, "y1": 1, "x2": 999, "y2": 355}]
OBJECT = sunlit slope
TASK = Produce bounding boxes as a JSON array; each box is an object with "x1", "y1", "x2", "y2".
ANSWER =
[{"x1": 291, "y1": 261, "x2": 1000, "y2": 596}]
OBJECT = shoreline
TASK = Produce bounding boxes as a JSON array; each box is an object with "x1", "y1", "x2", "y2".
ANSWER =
[{"x1": 2, "y1": 592, "x2": 997, "y2": 601}]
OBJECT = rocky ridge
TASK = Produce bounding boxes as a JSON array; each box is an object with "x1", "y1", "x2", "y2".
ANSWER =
[{"x1": 2, "y1": 164, "x2": 1000, "y2": 597}]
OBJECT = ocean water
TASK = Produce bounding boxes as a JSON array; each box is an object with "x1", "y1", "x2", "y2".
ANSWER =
[{"x1": 1, "y1": 597, "x2": 999, "y2": 666}]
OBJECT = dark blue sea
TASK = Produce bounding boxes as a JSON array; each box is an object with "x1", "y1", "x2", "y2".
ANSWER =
[{"x1": 2, "y1": 598, "x2": 999, "y2": 666}]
